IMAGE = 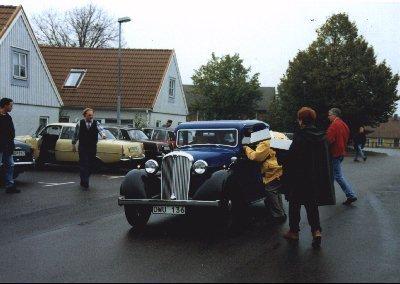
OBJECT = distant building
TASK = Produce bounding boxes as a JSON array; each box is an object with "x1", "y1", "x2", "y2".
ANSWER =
[
  {"x1": 366, "y1": 115, "x2": 400, "y2": 148},
  {"x1": 0, "y1": 5, "x2": 63, "y2": 135},
  {"x1": 183, "y1": 85, "x2": 276, "y2": 121},
  {"x1": 40, "y1": 47, "x2": 188, "y2": 128}
]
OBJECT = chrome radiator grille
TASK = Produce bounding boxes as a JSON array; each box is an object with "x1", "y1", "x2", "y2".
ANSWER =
[{"x1": 161, "y1": 152, "x2": 193, "y2": 200}]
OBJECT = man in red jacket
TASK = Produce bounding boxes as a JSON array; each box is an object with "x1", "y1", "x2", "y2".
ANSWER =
[{"x1": 327, "y1": 108, "x2": 357, "y2": 205}]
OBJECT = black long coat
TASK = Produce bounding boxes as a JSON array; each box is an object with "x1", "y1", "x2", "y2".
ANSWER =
[
  {"x1": 283, "y1": 125, "x2": 336, "y2": 206},
  {"x1": 0, "y1": 113, "x2": 15, "y2": 155}
]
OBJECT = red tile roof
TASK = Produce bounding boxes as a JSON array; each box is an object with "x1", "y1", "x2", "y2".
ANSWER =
[
  {"x1": 0, "y1": 5, "x2": 21, "y2": 39},
  {"x1": 367, "y1": 116, "x2": 400, "y2": 139},
  {"x1": 40, "y1": 46, "x2": 173, "y2": 109}
]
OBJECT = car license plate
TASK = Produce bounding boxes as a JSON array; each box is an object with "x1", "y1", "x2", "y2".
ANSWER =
[
  {"x1": 152, "y1": 206, "x2": 186, "y2": 215},
  {"x1": 13, "y1": 151, "x2": 25, "y2": 157},
  {"x1": 163, "y1": 146, "x2": 170, "y2": 151}
]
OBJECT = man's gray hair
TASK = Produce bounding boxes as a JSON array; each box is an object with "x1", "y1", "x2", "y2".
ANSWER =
[{"x1": 329, "y1": 108, "x2": 342, "y2": 117}]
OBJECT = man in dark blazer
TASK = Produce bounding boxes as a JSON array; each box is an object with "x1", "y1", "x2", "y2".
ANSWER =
[{"x1": 72, "y1": 108, "x2": 106, "y2": 189}]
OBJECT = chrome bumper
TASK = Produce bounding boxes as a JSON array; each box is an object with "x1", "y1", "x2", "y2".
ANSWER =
[
  {"x1": 120, "y1": 155, "x2": 146, "y2": 162},
  {"x1": 14, "y1": 161, "x2": 35, "y2": 166},
  {"x1": 118, "y1": 196, "x2": 221, "y2": 207}
]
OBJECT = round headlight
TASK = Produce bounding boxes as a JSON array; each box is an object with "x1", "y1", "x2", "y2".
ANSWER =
[
  {"x1": 145, "y1": 159, "x2": 159, "y2": 174},
  {"x1": 193, "y1": 160, "x2": 208, "y2": 175}
]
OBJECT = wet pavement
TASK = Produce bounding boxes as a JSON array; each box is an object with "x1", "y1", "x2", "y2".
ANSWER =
[{"x1": 0, "y1": 153, "x2": 399, "y2": 283}]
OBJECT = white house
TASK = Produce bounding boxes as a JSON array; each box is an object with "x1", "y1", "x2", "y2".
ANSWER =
[
  {"x1": 0, "y1": 5, "x2": 63, "y2": 135},
  {"x1": 40, "y1": 46, "x2": 188, "y2": 128}
]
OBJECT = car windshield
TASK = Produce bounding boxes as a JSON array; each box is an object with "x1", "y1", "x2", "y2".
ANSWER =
[
  {"x1": 102, "y1": 129, "x2": 116, "y2": 140},
  {"x1": 142, "y1": 128, "x2": 153, "y2": 139},
  {"x1": 177, "y1": 129, "x2": 238, "y2": 147},
  {"x1": 127, "y1": 129, "x2": 149, "y2": 141},
  {"x1": 152, "y1": 130, "x2": 167, "y2": 141}
]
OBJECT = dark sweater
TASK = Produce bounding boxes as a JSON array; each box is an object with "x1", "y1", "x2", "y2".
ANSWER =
[{"x1": 0, "y1": 113, "x2": 15, "y2": 154}]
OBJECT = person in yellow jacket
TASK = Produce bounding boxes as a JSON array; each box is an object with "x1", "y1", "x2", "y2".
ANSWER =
[{"x1": 244, "y1": 139, "x2": 287, "y2": 223}]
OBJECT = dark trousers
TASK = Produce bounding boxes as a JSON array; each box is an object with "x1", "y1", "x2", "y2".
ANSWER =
[
  {"x1": 289, "y1": 202, "x2": 321, "y2": 233},
  {"x1": 265, "y1": 179, "x2": 286, "y2": 218},
  {"x1": 79, "y1": 148, "x2": 97, "y2": 185}
]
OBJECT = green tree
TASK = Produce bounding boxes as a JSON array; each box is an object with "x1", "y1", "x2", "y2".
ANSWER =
[
  {"x1": 268, "y1": 13, "x2": 399, "y2": 132},
  {"x1": 192, "y1": 53, "x2": 261, "y2": 120}
]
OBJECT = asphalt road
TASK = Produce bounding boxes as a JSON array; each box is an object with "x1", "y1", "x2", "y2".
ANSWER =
[{"x1": 0, "y1": 152, "x2": 399, "y2": 283}]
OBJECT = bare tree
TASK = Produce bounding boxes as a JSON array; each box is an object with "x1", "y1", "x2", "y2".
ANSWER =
[{"x1": 33, "y1": 4, "x2": 119, "y2": 48}]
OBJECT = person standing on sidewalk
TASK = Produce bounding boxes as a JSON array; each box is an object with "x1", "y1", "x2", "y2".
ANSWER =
[
  {"x1": 353, "y1": 126, "x2": 367, "y2": 162},
  {"x1": 0, "y1": 98, "x2": 20, "y2": 194},
  {"x1": 283, "y1": 107, "x2": 335, "y2": 248},
  {"x1": 72, "y1": 108, "x2": 106, "y2": 189},
  {"x1": 327, "y1": 108, "x2": 357, "y2": 205}
]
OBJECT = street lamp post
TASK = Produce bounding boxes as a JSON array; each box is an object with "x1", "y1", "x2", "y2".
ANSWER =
[{"x1": 117, "y1": 17, "x2": 131, "y2": 125}]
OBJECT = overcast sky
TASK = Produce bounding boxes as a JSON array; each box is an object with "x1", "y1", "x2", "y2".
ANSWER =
[{"x1": 4, "y1": 0, "x2": 400, "y2": 112}]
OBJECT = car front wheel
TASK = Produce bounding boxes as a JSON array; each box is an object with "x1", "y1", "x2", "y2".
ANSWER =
[{"x1": 124, "y1": 205, "x2": 151, "y2": 231}]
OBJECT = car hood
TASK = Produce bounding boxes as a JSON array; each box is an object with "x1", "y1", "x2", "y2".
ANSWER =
[
  {"x1": 14, "y1": 140, "x2": 32, "y2": 151},
  {"x1": 178, "y1": 147, "x2": 237, "y2": 167}
]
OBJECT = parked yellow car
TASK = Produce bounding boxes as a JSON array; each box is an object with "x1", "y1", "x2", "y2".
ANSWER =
[{"x1": 16, "y1": 123, "x2": 145, "y2": 167}]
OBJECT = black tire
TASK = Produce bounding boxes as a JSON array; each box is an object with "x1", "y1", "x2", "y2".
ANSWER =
[
  {"x1": 121, "y1": 170, "x2": 153, "y2": 230},
  {"x1": 35, "y1": 156, "x2": 45, "y2": 169},
  {"x1": 94, "y1": 158, "x2": 106, "y2": 173},
  {"x1": 124, "y1": 205, "x2": 151, "y2": 230},
  {"x1": 215, "y1": 198, "x2": 247, "y2": 235}
]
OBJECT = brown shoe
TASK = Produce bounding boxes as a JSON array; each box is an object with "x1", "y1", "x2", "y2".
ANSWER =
[
  {"x1": 284, "y1": 230, "x2": 299, "y2": 241},
  {"x1": 312, "y1": 230, "x2": 322, "y2": 248}
]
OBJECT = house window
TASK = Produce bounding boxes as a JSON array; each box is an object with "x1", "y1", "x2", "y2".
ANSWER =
[
  {"x1": 169, "y1": 78, "x2": 176, "y2": 99},
  {"x1": 13, "y1": 51, "x2": 28, "y2": 80},
  {"x1": 105, "y1": 118, "x2": 118, "y2": 125},
  {"x1": 64, "y1": 69, "x2": 86, "y2": 88},
  {"x1": 39, "y1": 116, "x2": 49, "y2": 128},
  {"x1": 377, "y1": 138, "x2": 383, "y2": 147},
  {"x1": 59, "y1": 116, "x2": 70, "y2": 123}
]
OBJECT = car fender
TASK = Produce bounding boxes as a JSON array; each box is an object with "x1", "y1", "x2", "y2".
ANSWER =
[
  {"x1": 192, "y1": 170, "x2": 231, "y2": 201},
  {"x1": 120, "y1": 169, "x2": 160, "y2": 199}
]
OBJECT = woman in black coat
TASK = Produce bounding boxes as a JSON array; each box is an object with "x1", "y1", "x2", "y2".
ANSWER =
[{"x1": 283, "y1": 107, "x2": 335, "y2": 248}]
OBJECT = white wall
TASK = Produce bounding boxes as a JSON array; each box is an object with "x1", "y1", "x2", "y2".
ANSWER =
[
  {"x1": 60, "y1": 108, "x2": 148, "y2": 125},
  {"x1": 0, "y1": 13, "x2": 61, "y2": 108},
  {"x1": 0, "y1": 11, "x2": 62, "y2": 136},
  {"x1": 149, "y1": 112, "x2": 186, "y2": 128},
  {"x1": 152, "y1": 53, "x2": 188, "y2": 118},
  {"x1": 11, "y1": 104, "x2": 59, "y2": 135}
]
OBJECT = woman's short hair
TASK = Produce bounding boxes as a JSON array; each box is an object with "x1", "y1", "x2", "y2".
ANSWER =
[
  {"x1": 298, "y1": 107, "x2": 317, "y2": 125},
  {"x1": 82, "y1": 108, "x2": 94, "y2": 116}
]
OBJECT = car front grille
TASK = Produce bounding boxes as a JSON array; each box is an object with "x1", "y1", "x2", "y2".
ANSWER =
[{"x1": 161, "y1": 152, "x2": 193, "y2": 201}]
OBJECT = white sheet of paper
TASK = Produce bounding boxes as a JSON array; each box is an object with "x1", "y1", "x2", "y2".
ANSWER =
[{"x1": 270, "y1": 138, "x2": 292, "y2": 150}]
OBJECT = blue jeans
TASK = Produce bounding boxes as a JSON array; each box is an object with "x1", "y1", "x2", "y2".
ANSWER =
[
  {"x1": 0, "y1": 152, "x2": 15, "y2": 188},
  {"x1": 355, "y1": 144, "x2": 366, "y2": 160},
  {"x1": 332, "y1": 156, "x2": 356, "y2": 199}
]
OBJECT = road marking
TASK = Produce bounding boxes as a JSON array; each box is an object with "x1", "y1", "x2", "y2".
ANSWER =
[
  {"x1": 38, "y1": 182, "x2": 76, "y2": 187},
  {"x1": 102, "y1": 175, "x2": 125, "y2": 180}
]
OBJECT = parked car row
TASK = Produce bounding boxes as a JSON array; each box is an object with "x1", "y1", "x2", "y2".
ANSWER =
[{"x1": 14, "y1": 124, "x2": 176, "y2": 175}]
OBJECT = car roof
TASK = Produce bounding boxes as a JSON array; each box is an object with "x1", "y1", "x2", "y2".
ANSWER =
[
  {"x1": 47, "y1": 123, "x2": 76, "y2": 128},
  {"x1": 103, "y1": 125, "x2": 140, "y2": 130},
  {"x1": 176, "y1": 120, "x2": 269, "y2": 131},
  {"x1": 143, "y1": 127, "x2": 174, "y2": 131}
]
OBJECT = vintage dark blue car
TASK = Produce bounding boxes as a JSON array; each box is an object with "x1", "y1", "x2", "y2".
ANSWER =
[{"x1": 118, "y1": 120, "x2": 291, "y2": 231}]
